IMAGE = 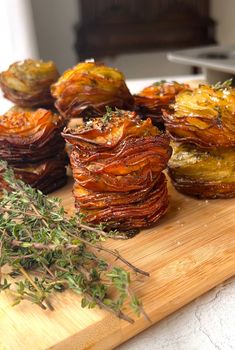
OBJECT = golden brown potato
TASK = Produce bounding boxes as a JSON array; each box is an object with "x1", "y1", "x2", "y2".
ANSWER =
[
  {"x1": 168, "y1": 142, "x2": 235, "y2": 198},
  {"x1": 51, "y1": 62, "x2": 134, "y2": 119},
  {"x1": 134, "y1": 81, "x2": 190, "y2": 128},
  {"x1": 0, "y1": 106, "x2": 67, "y2": 193},
  {"x1": 73, "y1": 177, "x2": 158, "y2": 209},
  {"x1": 70, "y1": 135, "x2": 171, "y2": 192},
  {"x1": 78, "y1": 173, "x2": 169, "y2": 231},
  {"x1": 0, "y1": 59, "x2": 59, "y2": 107},
  {"x1": 163, "y1": 83, "x2": 235, "y2": 148},
  {"x1": 0, "y1": 106, "x2": 65, "y2": 163},
  {"x1": 62, "y1": 109, "x2": 159, "y2": 150},
  {"x1": 63, "y1": 109, "x2": 171, "y2": 232}
]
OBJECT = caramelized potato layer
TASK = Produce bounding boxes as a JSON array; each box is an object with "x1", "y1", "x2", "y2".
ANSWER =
[
  {"x1": 0, "y1": 107, "x2": 65, "y2": 163},
  {"x1": 163, "y1": 83, "x2": 235, "y2": 148},
  {"x1": 168, "y1": 142, "x2": 235, "y2": 198},
  {"x1": 134, "y1": 81, "x2": 190, "y2": 128},
  {"x1": 51, "y1": 62, "x2": 134, "y2": 119}
]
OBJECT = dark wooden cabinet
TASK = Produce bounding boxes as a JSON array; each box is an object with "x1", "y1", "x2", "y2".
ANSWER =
[{"x1": 75, "y1": 0, "x2": 216, "y2": 60}]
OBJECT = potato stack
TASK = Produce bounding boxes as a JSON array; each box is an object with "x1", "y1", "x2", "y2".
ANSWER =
[
  {"x1": 163, "y1": 82, "x2": 235, "y2": 198},
  {"x1": 0, "y1": 59, "x2": 59, "y2": 108},
  {"x1": 0, "y1": 107, "x2": 67, "y2": 193},
  {"x1": 0, "y1": 59, "x2": 67, "y2": 193},
  {"x1": 51, "y1": 61, "x2": 134, "y2": 120},
  {"x1": 63, "y1": 109, "x2": 172, "y2": 231},
  {"x1": 134, "y1": 81, "x2": 190, "y2": 130}
]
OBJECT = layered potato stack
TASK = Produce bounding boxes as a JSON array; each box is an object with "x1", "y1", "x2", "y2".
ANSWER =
[
  {"x1": 51, "y1": 61, "x2": 134, "y2": 119},
  {"x1": 0, "y1": 107, "x2": 67, "y2": 193},
  {"x1": 163, "y1": 82, "x2": 235, "y2": 198},
  {"x1": 134, "y1": 81, "x2": 190, "y2": 129},
  {"x1": 0, "y1": 60, "x2": 67, "y2": 193},
  {"x1": 0, "y1": 59, "x2": 59, "y2": 108},
  {"x1": 63, "y1": 109, "x2": 172, "y2": 231}
]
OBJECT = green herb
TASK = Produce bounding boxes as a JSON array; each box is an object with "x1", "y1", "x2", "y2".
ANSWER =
[
  {"x1": 100, "y1": 107, "x2": 126, "y2": 127},
  {"x1": 213, "y1": 78, "x2": 233, "y2": 90},
  {"x1": 152, "y1": 80, "x2": 167, "y2": 86},
  {"x1": 101, "y1": 106, "x2": 113, "y2": 124},
  {"x1": 0, "y1": 161, "x2": 149, "y2": 323}
]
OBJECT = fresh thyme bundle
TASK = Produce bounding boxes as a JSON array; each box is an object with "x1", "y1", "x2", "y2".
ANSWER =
[{"x1": 0, "y1": 161, "x2": 149, "y2": 323}]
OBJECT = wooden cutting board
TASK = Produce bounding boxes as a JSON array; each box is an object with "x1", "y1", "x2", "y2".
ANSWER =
[{"x1": 0, "y1": 177, "x2": 235, "y2": 350}]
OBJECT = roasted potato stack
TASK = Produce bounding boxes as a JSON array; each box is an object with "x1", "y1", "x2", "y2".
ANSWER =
[
  {"x1": 63, "y1": 109, "x2": 171, "y2": 231},
  {"x1": 51, "y1": 62, "x2": 134, "y2": 119},
  {"x1": 0, "y1": 107, "x2": 65, "y2": 163},
  {"x1": 0, "y1": 106, "x2": 67, "y2": 193},
  {"x1": 0, "y1": 59, "x2": 59, "y2": 108},
  {"x1": 134, "y1": 81, "x2": 190, "y2": 129},
  {"x1": 163, "y1": 83, "x2": 235, "y2": 148},
  {"x1": 164, "y1": 81, "x2": 235, "y2": 198},
  {"x1": 168, "y1": 142, "x2": 235, "y2": 198}
]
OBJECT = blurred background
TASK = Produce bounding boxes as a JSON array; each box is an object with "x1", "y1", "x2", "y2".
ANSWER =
[{"x1": 1, "y1": 0, "x2": 235, "y2": 78}]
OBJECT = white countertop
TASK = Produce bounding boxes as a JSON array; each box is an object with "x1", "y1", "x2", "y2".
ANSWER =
[
  {"x1": 0, "y1": 75, "x2": 234, "y2": 350},
  {"x1": 117, "y1": 277, "x2": 235, "y2": 350}
]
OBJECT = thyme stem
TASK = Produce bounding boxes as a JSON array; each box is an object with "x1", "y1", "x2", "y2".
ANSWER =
[{"x1": 0, "y1": 161, "x2": 149, "y2": 322}]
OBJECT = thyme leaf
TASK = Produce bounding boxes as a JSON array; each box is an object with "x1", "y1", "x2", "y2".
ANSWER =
[
  {"x1": 213, "y1": 78, "x2": 233, "y2": 90},
  {"x1": 0, "y1": 160, "x2": 149, "y2": 323}
]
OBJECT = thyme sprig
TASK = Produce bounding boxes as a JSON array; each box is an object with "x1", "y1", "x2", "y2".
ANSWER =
[
  {"x1": 101, "y1": 106, "x2": 126, "y2": 125},
  {"x1": 213, "y1": 78, "x2": 233, "y2": 90},
  {"x1": 0, "y1": 161, "x2": 149, "y2": 323}
]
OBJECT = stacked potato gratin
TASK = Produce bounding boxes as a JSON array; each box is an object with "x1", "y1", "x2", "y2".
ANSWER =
[
  {"x1": 163, "y1": 82, "x2": 235, "y2": 198},
  {"x1": 134, "y1": 81, "x2": 190, "y2": 129},
  {"x1": 0, "y1": 107, "x2": 67, "y2": 193},
  {"x1": 62, "y1": 109, "x2": 172, "y2": 231},
  {"x1": 51, "y1": 61, "x2": 134, "y2": 119}
]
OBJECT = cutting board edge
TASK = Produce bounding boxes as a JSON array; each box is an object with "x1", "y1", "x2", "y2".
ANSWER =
[{"x1": 46, "y1": 267, "x2": 235, "y2": 350}]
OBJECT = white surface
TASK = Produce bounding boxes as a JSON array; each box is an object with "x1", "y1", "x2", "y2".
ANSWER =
[
  {"x1": 0, "y1": 92, "x2": 13, "y2": 114},
  {"x1": 168, "y1": 46, "x2": 235, "y2": 74},
  {"x1": 117, "y1": 277, "x2": 235, "y2": 350}
]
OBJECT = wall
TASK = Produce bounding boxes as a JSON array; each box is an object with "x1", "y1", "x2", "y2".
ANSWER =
[
  {"x1": 31, "y1": 0, "x2": 235, "y2": 79},
  {"x1": 211, "y1": 0, "x2": 235, "y2": 45},
  {"x1": 104, "y1": 52, "x2": 191, "y2": 79},
  {"x1": 31, "y1": 0, "x2": 191, "y2": 78},
  {"x1": 31, "y1": 0, "x2": 79, "y2": 73}
]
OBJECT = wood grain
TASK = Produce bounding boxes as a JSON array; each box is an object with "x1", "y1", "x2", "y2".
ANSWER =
[{"x1": 0, "y1": 177, "x2": 235, "y2": 350}]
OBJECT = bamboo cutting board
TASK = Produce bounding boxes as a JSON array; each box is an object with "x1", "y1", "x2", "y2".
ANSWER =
[{"x1": 0, "y1": 177, "x2": 235, "y2": 350}]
